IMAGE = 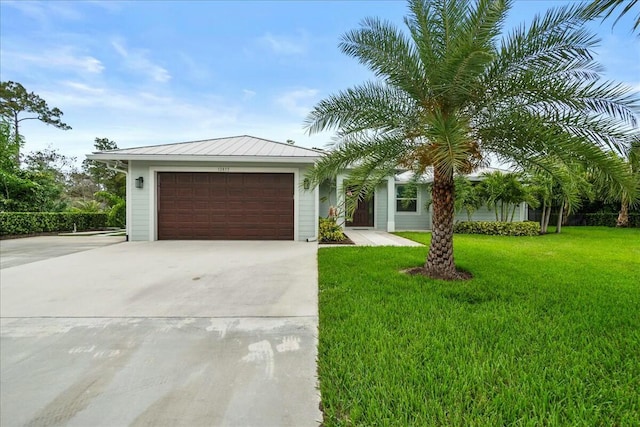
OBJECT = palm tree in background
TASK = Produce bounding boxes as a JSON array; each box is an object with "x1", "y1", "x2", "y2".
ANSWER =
[
  {"x1": 593, "y1": 134, "x2": 640, "y2": 226},
  {"x1": 305, "y1": 0, "x2": 638, "y2": 280},
  {"x1": 615, "y1": 136, "x2": 640, "y2": 226}
]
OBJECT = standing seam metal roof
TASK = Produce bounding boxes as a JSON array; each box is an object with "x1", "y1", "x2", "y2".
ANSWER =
[{"x1": 93, "y1": 135, "x2": 323, "y2": 157}]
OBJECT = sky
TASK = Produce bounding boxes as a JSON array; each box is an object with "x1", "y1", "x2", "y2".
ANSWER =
[{"x1": 1, "y1": 0, "x2": 639, "y2": 165}]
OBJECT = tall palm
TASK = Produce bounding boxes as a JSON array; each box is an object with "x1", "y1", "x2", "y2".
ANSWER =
[
  {"x1": 593, "y1": 134, "x2": 640, "y2": 226},
  {"x1": 304, "y1": 0, "x2": 638, "y2": 280},
  {"x1": 618, "y1": 136, "x2": 640, "y2": 226}
]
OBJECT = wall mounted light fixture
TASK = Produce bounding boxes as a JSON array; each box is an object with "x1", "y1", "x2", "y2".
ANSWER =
[
  {"x1": 303, "y1": 178, "x2": 310, "y2": 190},
  {"x1": 135, "y1": 177, "x2": 144, "y2": 189}
]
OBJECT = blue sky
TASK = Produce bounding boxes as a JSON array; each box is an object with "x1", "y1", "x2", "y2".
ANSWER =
[{"x1": 1, "y1": 0, "x2": 639, "y2": 164}]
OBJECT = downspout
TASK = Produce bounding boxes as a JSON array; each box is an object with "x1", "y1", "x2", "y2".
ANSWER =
[{"x1": 105, "y1": 160, "x2": 128, "y2": 174}]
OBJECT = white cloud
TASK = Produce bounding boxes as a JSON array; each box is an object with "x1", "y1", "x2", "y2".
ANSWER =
[
  {"x1": 62, "y1": 81, "x2": 105, "y2": 95},
  {"x1": 2, "y1": 47, "x2": 104, "y2": 74},
  {"x1": 18, "y1": 80, "x2": 332, "y2": 167},
  {"x1": 111, "y1": 38, "x2": 171, "y2": 83},
  {"x1": 3, "y1": 1, "x2": 86, "y2": 27},
  {"x1": 259, "y1": 32, "x2": 307, "y2": 55},
  {"x1": 275, "y1": 88, "x2": 319, "y2": 117}
]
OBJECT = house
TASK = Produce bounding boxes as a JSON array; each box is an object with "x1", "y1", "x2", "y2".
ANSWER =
[
  {"x1": 319, "y1": 166, "x2": 528, "y2": 231},
  {"x1": 87, "y1": 135, "x2": 528, "y2": 241}
]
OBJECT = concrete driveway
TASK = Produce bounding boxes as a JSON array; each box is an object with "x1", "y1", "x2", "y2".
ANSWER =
[
  {"x1": 0, "y1": 239, "x2": 321, "y2": 426},
  {"x1": 0, "y1": 235, "x2": 125, "y2": 269}
]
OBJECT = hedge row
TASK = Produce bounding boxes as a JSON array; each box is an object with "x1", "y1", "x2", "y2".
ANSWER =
[
  {"x1": 454, "y1": 221, "x2": 541, "y2": 236},
  {"x1": 0, "y1": 212, "x2": 108, "y2": 236},
  {"x1": 584, "y1": 212, "x2": 640, "y2": 228}
]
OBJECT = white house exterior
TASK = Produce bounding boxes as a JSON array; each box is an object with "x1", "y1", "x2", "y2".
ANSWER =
[
  {"x1": 87, "y1": 135, "x2": 528, "y2": 241},
  {"x1": 87, "y1": 136, "x2": 322, "y2": 242},
  {"x1": 319, "y1": 167, "x2": 528, "y2": 232}
]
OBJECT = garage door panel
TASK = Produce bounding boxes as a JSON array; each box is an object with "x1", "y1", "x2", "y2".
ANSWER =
[{"x1": 158, "y1": 172, "x2": 294, "y2": 240}]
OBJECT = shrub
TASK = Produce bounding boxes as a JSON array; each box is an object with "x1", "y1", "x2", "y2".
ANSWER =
[
  {"x1": 95, "y1": 191, "x2": 126, "y2": 228},
  {"x1": 454, "y1": 221, "x2": 541, "y2": 236},
  {"x1": 319, "y1": 217, "x2": 347, "y2": 242},
  {"x1": 106, "y1": 201, "x2": 126, "y2": 228},
  {"x1": 0, "y1": 212, "x2": 108, "y2": 236},
  {"x1": 584, "y1": 212, "x2": 640, "y2": 227}
]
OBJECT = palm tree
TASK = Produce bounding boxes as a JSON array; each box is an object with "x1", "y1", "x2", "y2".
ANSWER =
[
  {"x1": 453, "y1": 176, "x2": 483, "y2": 221},
  {"x1": 616, "y1": 136, "x2": 640, "y2": 226},
  {"x1": 586, "y1": 0, "x2": 639, "y2": 33},
  {"x1": 593, "y1": 134, "x2": 640, "y2": 226},
  {"x1": 478, "y1": 171, "x2": 537, "y2": 222},
  {"x1": 304, "y1": 0, "x2": 638, "y2": 280}
]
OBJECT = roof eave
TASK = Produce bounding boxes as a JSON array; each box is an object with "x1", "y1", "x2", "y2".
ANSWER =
[{"x1": 85, "y1": 153, "x2": 322, "y2": 164}]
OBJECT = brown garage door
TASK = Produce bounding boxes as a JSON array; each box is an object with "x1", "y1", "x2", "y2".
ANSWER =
[{"x1": 157, "y1": 172, "x2": 294, "y2": 240}]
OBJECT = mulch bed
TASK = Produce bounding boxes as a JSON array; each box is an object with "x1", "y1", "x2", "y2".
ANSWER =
[
  {"x1": 403, "y1": 266, "x2": 473, "y2": 280},
  {"x1": 319, "y1": 237, "x2": 355, "y2": 245}
]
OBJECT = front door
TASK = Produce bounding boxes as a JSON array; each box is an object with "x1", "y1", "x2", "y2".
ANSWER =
[{"x1": 346, "y1": 196, "x2": 374, "y2": 227}]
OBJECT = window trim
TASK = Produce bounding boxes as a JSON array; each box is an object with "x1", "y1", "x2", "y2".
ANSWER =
[{"x1": 395, "y1": 184, "x2": 420, "y2": 215}]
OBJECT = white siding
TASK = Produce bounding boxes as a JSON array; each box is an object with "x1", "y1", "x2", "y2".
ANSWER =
[
  {"x1": 298, "y1": 166, "x2": 317, "y2": 241},
  {"x1": 129, "y1": 161, "x2": 150, "y2": 241},
  {"x1": 319, "y1": 180, "x2": 334, "y2": 218},
  {"x1": 126, "y1": 161, "x2": 315, "y2": 241},
  {"x1": 395, "y1": 185, "x2": 431, "y2": 230},
  {"x1": 375, "y1": 183, "x2": 388, "y2": 230}
]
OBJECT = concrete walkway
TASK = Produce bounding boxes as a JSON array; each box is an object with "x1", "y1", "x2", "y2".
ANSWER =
[{"x1": 343, "y1": 229, "x2": 424, "y2": 247}]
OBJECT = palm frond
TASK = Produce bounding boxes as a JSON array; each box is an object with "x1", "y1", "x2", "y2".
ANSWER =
[
  {"x1": 303, "y1": 81, "x2": 418, "y2": 136},
  {"x1": 340, "y1": 16, "x2": 427, "y2": 99},
  {"x1": 585, "y1": 0, "x2": 640, "y2": 32}
]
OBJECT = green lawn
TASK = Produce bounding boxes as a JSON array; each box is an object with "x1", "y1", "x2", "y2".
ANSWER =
[{"x1": 318, "y1": 227, "x2": 640, "y2": 426}]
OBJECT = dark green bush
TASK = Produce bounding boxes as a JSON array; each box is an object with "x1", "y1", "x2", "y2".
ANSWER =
[
  {"x1": 454, "y1": 221, "x2": 541, "y2": 236},
  {"x1": 107, "y1": 201, "x2": 126, "y2": 228},
  {"x1": 319, "y1": 217, "x2": 347, "y2": 242},
  {"x1": 0, "y1": 212, "x2": 108, "y2": 236},
  {"x1": 584, "y1": 212, "x2": 640, "y2": 227}
]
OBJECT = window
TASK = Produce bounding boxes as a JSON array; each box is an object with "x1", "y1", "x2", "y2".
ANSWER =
[{"x1": 396, "y1": 184, "x2": 418, "y2": 212}]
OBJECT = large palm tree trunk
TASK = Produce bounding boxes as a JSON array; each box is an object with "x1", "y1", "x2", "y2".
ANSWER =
[{"x1": 425, "y1": 167, "x2": 459, "y2": 280}]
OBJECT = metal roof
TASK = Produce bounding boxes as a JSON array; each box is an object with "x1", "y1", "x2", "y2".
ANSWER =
[{"x1": 87, "y1": 135, "x2": 323, "y2": 163}]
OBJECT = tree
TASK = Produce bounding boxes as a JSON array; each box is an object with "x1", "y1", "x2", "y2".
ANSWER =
[
  {"x1": 95, "y1": 191, "x2": 125, "y2": 227},
  {"x1": 82, "y1": 138, "x2": 126, "y2": 198},
  {"x1": 304, "y1": 0, "x2": 638, "y2": 280},
  {"x1": 453, "y1": 176, "x2": 483, "y2": 221},
  {"x1": 1, "y1": 122, "x2": 63, "y2": 212},
  {"x1": 0, "y1": 81, "x2": 71, "y2": 163},
  {"x1": 616, "y1": 136, "x2": 640, "y2": 226},
  {"x1": 426, "y1": 175, "x2": 484, "y2": 221},
  {"x1": 529, "y1": 161, "x2": 592, "y2": 233},
  {"x1": 477, "y1": 171, "x2": 536, "y2": 222},
  {"x1": 65, "y1": 169, "x2": 101, "y2": 202},
  {"x1": 592, "y1": 134, "x2": 640, "y2": 227}
]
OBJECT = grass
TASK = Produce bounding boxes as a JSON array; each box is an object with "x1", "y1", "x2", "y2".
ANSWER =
[{"x1": 317, "y1": 227, "x2": 640, "y2": 426}]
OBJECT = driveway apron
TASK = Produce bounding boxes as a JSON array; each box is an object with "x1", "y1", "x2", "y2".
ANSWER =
[{"x1": 0, "y1": 240, "x2": 321, "y2": 426}]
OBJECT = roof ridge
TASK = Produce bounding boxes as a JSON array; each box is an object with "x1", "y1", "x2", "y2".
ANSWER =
[
  {"x1": 241, "y1": 135, "x2": 325, "y2": 154},
  {"x1": 93, "y1": 135, "x2": 325, "y2": 154}
]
